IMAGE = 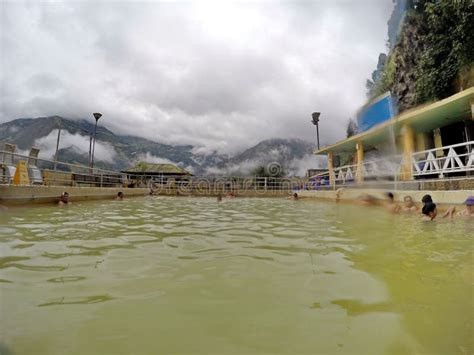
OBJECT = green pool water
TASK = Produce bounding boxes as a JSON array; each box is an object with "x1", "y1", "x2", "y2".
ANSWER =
[{"x1": 0, "y1": 196, "x2": 472, "y2": 354}]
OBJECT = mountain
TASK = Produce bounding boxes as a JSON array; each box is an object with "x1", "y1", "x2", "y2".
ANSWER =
[
  {"x1": 211, "y1": 138, "x2": 315, "y2": 176},
  {"x1": 0, "y1": 116, "x2": 322, "y2": 176}
]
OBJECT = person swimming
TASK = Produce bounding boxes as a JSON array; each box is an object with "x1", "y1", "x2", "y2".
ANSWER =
[
  {"x1": 385, "y1": 192, "x2": 401, "y2": 213},
  {"x1": 287, "y1": 192, "x2": 299, "y2": 200},
  {"x1": 422, "y1": 194, "x2": 433, "y2": 204},
  {"x1": 443, "y1": 196, "x2": 474, "y2": 219},
  {"x1": 217, "y1": 194, "x2": 223, "y2": 202},
  {"x1": 421, "y1": 201, "x2": 437, "y2": 221},
  {"x1": 58, "y1": 192, "x2": 70, "y2": 206},
  {"x1": 402, "y1": 195, "x2": 417, "y2": 213},
  {"x1": 458, "y1": 196, "x2": 474, "y2": 217},
  {"x1": 116, "y1": 192, "x2": 124, "y2": 200}
]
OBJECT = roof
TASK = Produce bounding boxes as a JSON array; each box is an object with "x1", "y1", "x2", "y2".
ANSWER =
[
  {"x1": 315, "y1": 87, "x2": 474, "y2": 155},
  {"x1": 122, "y1": 162, "x2": 191, "y2": 175}
]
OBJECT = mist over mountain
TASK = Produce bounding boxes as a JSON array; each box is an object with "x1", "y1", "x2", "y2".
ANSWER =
[{"x1": 0, "y1": 116, "x2": 325, "y2": 176}]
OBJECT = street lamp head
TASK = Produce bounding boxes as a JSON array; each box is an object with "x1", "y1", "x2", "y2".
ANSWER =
[
  {"x1": 93, "y1": 112, "x2": 102, "y2": 121},
  {"x1": 311, "y1": 112, "x2": 320, "y2": 125}
]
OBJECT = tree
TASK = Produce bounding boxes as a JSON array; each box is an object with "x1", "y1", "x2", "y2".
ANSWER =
[
  {"x1": 366, "y1": 0, "x2": 473, "y2": 111},
  {"x1": 414, "y1": 0, "x2": 474, "y2": 103}
]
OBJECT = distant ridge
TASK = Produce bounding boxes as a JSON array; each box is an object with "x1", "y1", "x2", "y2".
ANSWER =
[{"x1": 0, "y1": 116, "x2": 320, "y2": 176}]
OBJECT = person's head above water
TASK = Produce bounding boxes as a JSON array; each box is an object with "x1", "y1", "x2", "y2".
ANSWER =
[
  {"x1": 463, "y1": 196, "x2": 474, "y2": 212},
  {"x1": 293, "y1": 192, "x2": 298, "y2": 200},
  {"x1": 60, "y1": 192, "x2": 69, "y2": 204},
  {"x1": 422, "y1": 201, "x2": 437, "y2": 219},
  {"x1": 403, "y1": 195, "x2": 414, "y2": 207},
  {"x1": 116, "y1": 192, "x2": 124, "y2": 200},
  {"x1": 463, "y1": 196, "x2": 474, "y2": 206},
  {"x1": 386, "y1": 192, "x2": 395, "y2": 202},
  {"x1": 422, "y1": 194, "x2": 433, "y2": 204}
]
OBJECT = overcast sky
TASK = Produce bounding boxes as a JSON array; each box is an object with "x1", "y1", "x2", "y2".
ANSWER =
[{"x1": 1, "y1": 0, "x2": 393, "y2": 154}]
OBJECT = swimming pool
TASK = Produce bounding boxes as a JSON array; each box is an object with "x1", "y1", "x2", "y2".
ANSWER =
[{"x1": 0, "y1": 197, "x2": 472, "y2": 354}]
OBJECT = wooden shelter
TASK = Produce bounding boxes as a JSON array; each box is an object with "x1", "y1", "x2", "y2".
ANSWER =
[{"x1": 122, "y1": 162, "x2": 192, "y2": 187}]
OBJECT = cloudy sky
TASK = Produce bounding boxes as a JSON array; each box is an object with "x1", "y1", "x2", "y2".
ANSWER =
[{"x1": 1, "y1": 0, "x2": 393, "y2": 154}]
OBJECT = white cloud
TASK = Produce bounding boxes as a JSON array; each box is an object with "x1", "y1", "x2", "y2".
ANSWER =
[
  {"x1": 205, "y1": 159, "x2": 261, "y2": 176},
  {"x1": 34, "y1": 130, "x2": 117, "y2": 162},
  {"x1": 136, "y1": 152, "x2": 174, "y2": 165},
  {"x1": 0, "y1": 0, "x2": 393, "y2": 153},
  {"x1": 205, "y1": 152, "x2": 327, "y2": 177}
]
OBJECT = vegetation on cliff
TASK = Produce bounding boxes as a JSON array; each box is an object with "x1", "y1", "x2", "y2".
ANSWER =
[{"x1": 366, "y1": 0, "x2": 474, "y2": 112}]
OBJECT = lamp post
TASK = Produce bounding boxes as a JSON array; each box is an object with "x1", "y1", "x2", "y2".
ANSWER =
[
  {"x1": 90, "y1": 112, "x2": 102, "y2": 169},
  {"x1": 53, "y1": 117, "x2": 62, "y2": 171},
  {"x1": 311, "y1": 112, "x2": 321, "y2": 150},
  {"x1": 88, "y1": 135, "x2": 93, "y2": 167}
]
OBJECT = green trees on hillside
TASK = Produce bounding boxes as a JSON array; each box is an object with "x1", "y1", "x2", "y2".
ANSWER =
[
  {"x1": 367, "y1": 0, "x2": 474, "y2": 111},
  {"x1": 414, "y1": 1, "x2": 474, "y2": 104}
]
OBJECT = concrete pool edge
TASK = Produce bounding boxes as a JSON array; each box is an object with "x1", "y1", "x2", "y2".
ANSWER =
[
  {"x1": 0, "y1": 185, "x2": 292, "y2": 205},
  {"x1": 298, "y1": 188, "x2": 474, "y2": 205},
  {"x1": 0, "y1": 185, "x2": 150, "y2": 205},
  {"x1": 1, "y1": 184, "x2": 473, "y2": 206}
]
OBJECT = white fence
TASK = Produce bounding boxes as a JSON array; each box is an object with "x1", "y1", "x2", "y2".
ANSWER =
[
  {"x1": 312, "y1": 141, "x2": 474, "y2": 187},
  {"x1": 412, "y1": 141, "x2": 474, "y2": 177}
]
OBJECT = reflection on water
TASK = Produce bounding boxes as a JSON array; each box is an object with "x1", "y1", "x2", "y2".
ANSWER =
[{"x1": 0, "y1": 196, "x2": 472, "y2": 354}]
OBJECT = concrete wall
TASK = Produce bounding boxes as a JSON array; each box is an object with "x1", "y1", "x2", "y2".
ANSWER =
[
  {"x1": 298, "y1": 188, "x2": 473, "y2": 207},
  {"x1": 2, "y1": 183, "x2": 472, "y2": 207},
  {"x1": 0, "y1": 185, "x2": 292, "y2": 205},
  {"x1": 0, "y1": 185, "x2": 150, "y2": 205}
]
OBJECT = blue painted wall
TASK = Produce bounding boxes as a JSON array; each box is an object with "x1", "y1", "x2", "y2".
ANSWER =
[{"x1": 357, "y1": 93, "x2": 397, "y2": 132}]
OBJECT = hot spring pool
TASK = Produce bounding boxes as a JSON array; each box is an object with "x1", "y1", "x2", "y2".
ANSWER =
[{"x1": 0, "y1": 196, "x2": 472, "y2": 354}]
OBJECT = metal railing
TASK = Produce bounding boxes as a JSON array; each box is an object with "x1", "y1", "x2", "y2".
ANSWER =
[
  {"x1": 0, "y1": 149, "x2": 125, "y2": 187},
  {"x1": 312, "y1": 156, "x2": 403, "y2": 187},
  {"x1": 146, "y1": 176, "x2": 311, "y2": 194},
  {"x1": 4, "y1": 141, "x2": 472, "y2": 193},
  {"x1": 412, "y1": 141, "x2": 474, "y2": 177},
  {"x1": 0, "y1": 149, "x2": 313, "y2": 193}
]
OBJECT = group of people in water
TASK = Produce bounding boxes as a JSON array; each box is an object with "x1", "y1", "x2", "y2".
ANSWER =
[
  {"x1": 54, "y1": 190, "x2": 474, "y2": 222},
  {"x1": 359, "y1": 191, "x2": 474, "y2": 221}
]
